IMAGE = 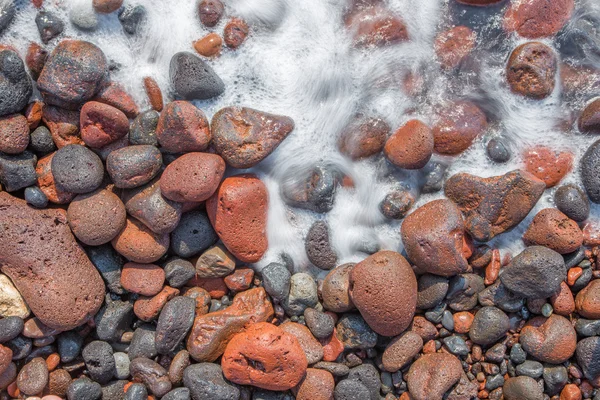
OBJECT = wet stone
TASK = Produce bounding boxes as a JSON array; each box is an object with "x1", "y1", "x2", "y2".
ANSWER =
[
  {"x1": 198, "y1": 0, "x2": 224, "y2": 27},
  {"x1": 506, "y1": 42, "x2": 557, "y2": 100},
  {"x1": 305, "y1": 220, "x2": 338, "y2": 270},
  {"x1": 35, "y1": 11, "x2": 64, "y2": 44},
  {"x1": 487, "y1": 138, "x2": 511, "y2": 163},
  {"x1": 170, "y1": 52, "x2": 224, "y2": 100},
  {"x1": 447, "y1": 274, "x2": 485, "y2": 311},
  {"x1": 0, "y1": 2, "x2": 14, "y2": 36},
  {"x1": 478, "y1": 280, "x2": 524, "y2": 313},
  {"x1": 421, "y1": 161, "x2": 447, "y2": 193},
  {"x1": 379, "y1": 188, "x2": 414, "y2": 219},
  {"x1": 0, "y1": 151, "x2": 37, "y2": 192},
  {"x1": 130, "y1": 110, "x2": 159, "y2": 146},
  {"x1": 82, "y1": 341, "x2": 115, "y2": 384},
  {"x1": 118, "y1": 5, "x2": 146, "y2": 35},
  {"x1": 555, "y1": 184, "x2": 590, "y2": 222},
  {"x1": 281, "y1": 164, "x2": 339, "y2": 213}
]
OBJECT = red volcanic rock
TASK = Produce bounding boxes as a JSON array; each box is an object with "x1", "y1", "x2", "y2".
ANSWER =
[
  {"x1": 523, "y1": 146, "x2": 573, "y2": 187},
  {"x1": 143, "y1": 77, "x2": 163, "y2": 112},
  {"x1": 576, "y1": 279, "x2": 600, "y2": 319},
  {"x1": 523, "y1": 208, "x2": 583, "y2": 254},
  {"x1": 121, "y1": 263, "x2": 165, "y2": 296},
  {"x1": 406, "y1": 353, "x2": 463, "y2": 400},
  {"x1": 206, "y1": 175, "x2": 268, "y2": 263},
  {"x1": 550, "y1": 281, "x2": 575, "y2": 316},
  {"x1": 384, "y1": 119, "x2": 434, "y2": 169},
  {"x1": 346, "y1": 7, "x2": 409, "y2": 47},
  {"x1": 41, "y1": 105, "x2": 82, "y2": 148},
  {"x1": 434, "y1": 26, "x2": 476, "y2": 69},
  {"x1": 0, "y1": 192, "x2": 105, "y2": 330},
  {"x1": 520, "y1": 314, "x2": 577, "y2": 363},
  {"x1": 401, "y1": 199, "x2": 470, "y2": 276},
  {"x1": 0, "y1": 114, "x2": 29, "y2": 154},
  {"x1": 507, "y1": 42, "x2": 557, "y2": 99},
  {"x1": 382, "y1": 331, "x2": 423, "y2": 372},
  {"x1": 111, "y1": 217, "x2": 169, "y2": 263},
  {"x1": 160, "y1": 153, "x2": 225, "y2": 202},
  {"x1": 35, "y1": 152, "x2": 75, "y2": 204},
  {"x1": 211, "y1": 107, "x2": 294, "y2": 169},
  {"x1": 456, "y1": 0, "x2": 505, "y2": 5},
  {"x1": 0, "y1": 345, "x2": 11, "y2": 376},
  {"x1": 349, "y1": 251, "x2": 417, "y2": 336},
  {"x1": 93, "y1": 0, "x2": 123, "y2": 13},
  {"x1": 25, "y1": 101, "x2": 43, "y2": 130},
  {"x1": 26, "y1": 42, "x2": 47, "y2": 80},
  {"x1": 432, "y1": 100, "x2": 487, "y2": 155},
  {"x1": 156, "y1": 101, "x2": 210, "y2": 153},
  {"x1": 293, "y1": 368, "x2": 335, "y2": 400},
  {"x1": 134, "y1": 286, "x2": 180, "y2": 322},
  {"x1": 222, "y1": 322, "x2": 308, "y2": 391},
  {"x1": 224, "y1": 18, "x2": 249, "y2": 49},
  {"x1": 444, "y1": 170, "x2": 546, "y2": 242},
  {"x1": 224, "y1": 267, "x2": 254, "y2": 292},
  {"x1": 504, "y1": 0, "x2": 574, "y2": 39},
  {"x1": 338, "y1": 115, "x2": 389, "y2": 160},
  {"x1": 186, "y1": 287, "x2": 274, "y2": 362},
  {"x1": 79, "y1": 101, "x2": 129, "y2": 149},
  {"x1": 94, "y1": 82, "x2": 139, "y2": 118}
]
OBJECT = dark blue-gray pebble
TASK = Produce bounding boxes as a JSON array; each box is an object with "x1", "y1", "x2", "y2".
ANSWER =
[
  {"x1": 170, "y1": 210, "x2": 218, "y2": 258},
  {"x1": 24, "y1": 186, "x2": 48, "y2": 208},
  {"x1": 155, "y1": 296, "x2": 196, "y2": 355},
  {"x1": 94, "y1": 298, "x2": 134, "y2": 342},
  {"x1": 164, "y1": 258, "x2": 196, "y2": 288},
  {"x1": 0, "y1": 316, "x2": 23, "y2": 343},
  {"x1": 162, "y1": 387, "x2": 191, "y2": 400},
  {"x1": 130, "y1": 110, "x2": 159, "y2": 146},
  {"x1": 29, "y1": 126, "x2": 56, "y2": 155},
  {"x1": 6, "y1": 335, "x2": 32, "y2": 360},
  {"x1": 0, "y1": 151, "x2": 37, "y2": 192},
  {"x1": 125, "y1": 383, "x2": 148, "y2": 400},
  {"x1": 182, "y1": 363, "x2": 240, "y2": 400},
  {"x1": 82, "y1": 340, "x2": 116, "y2": 384},
  {"x1": 128, "y1": 324, "x2": 157, "y2": 360},
  {"x1": 58, "y1": 331, "x2": 84, "y2": 363},
  {"x1": 87, "y1": 245, "x2": 125, "y2": 295},
  {"x1": 67, "y1": 377, "x2": 102, "y2": 400}
]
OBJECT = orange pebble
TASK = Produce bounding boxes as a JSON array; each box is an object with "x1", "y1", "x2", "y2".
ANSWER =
[
  {"x1": 422, "y1": 340, "x2": 437, "y2": 354},
  {"x1": 567, "y1": 267, "x2": 583, "y2": 286},
  {"x1": 453, "y1": 311, "x2": 475, "y2": 334},
  {"x1": 484, "y1": 249, "x2": 501, "y2": 285},
  {"x1": 143, "y1": 77, "x2": 163, "y2": 112},
  {"x1": 46, "y1": 353, "x2": 60, "y2": 371},
  {"x1": 561, "y1": 383, "x2": 582, "y2": 400},
  {"x1": 7, "y1": 381, "x2": 19, "y2": 398}
]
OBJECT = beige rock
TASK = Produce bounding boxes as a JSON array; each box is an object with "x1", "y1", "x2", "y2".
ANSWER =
[{"x1": 0, "y1": 274, "x2": 30, "y2": 318}]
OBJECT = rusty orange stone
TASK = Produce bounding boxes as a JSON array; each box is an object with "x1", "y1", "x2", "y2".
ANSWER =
[{"x1": 523, "y1": 146, "x2": 573, "y2": 188}]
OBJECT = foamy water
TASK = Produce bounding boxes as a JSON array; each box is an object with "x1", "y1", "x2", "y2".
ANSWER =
[{"x1": 6, "y1": 0, "x2": 600, "y2": 274}]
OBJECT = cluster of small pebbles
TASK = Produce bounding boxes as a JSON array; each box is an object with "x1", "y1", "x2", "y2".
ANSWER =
[{"x1": 0, "y1": 0, "x2": 600, "y2": 400}]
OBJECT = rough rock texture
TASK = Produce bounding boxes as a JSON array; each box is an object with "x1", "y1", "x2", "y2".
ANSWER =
[
  {"x1": 506, "y1": 42, "x2": 557, "y2": 99},
  {"x1": 221, "y1": 322, "x2": 308, "y2": 391},
  {"x1": 169, "y1": 52, "x2": 224, "y2": 100},
  {"x1": 80, "y1": 101, "x2": 129, "y2": 148},
  {"x1": 523, "y1": 208, "x2": 583, "y2": 254},
  {"x1": 384, "y1": 119, "x2": 434, "y2": 169},
  {"x1": 211, "y1": 107, "x2": 294, "y2": 169},
  {"x1": 0, "y1": 192, "x2": 105, "y2": 330},
  {"x1": 445, "y1": 170, "x2": 546, "y2": 242},
  {"x1": 401, "y1": 199, "x2": 470, "y2": 276},
  {"x1": 206, "y1": 174, "x2": 268, "y2": 263},
  {"x1": 160, "y1": 152, "x2": 225, "y2": 202},
  {"x1": 305, "y1": 220, "x2": 338, "y2": 270},
  {"x1": 581, "y1": 139, "x2": 600, "y2": 203},
  {"x1": 0, "y1": 50, "x2": 32, "y2": 117},
  {"x1": 523, "y1": 146, "x2": 573, "y2": 188},
  {"x1": 432, "y1": 100, "x2": 487, "y2": 155},
  {"x1": 338, "y1": 115, "x2": 389, "y2": 160},
  {"x1": 504, "y1": 0, "x2": 574, "y2": 39},
  {"x1": 349, "y1": 251, "x2": 417, "y2": 336},
  {"x1": 406, "y1": 353, "x2": 463, "y2": 400},
  {"x1": 575, "y1": 279, "x2": 600, "y2": 319},
  {"x1": 520, "y1": 315, "x2": 577, "y2": 364},
  {"x1": 156, "y1": 101, "x2": 211, "y2": 153}
]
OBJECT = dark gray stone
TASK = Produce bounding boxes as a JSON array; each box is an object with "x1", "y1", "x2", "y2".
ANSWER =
[
  {"x1": 336, "y1": 313, "x2": 378, "y2": 350},
  {"x1": 424, "y1": 302, "x2": 446, "y2": 324},
  {"x1": 0, "y1": 150, "x2": 37, "y2": 192},
  {"x1": 57, "y1": 331, "x2": 84, "y2": 363},
  {"x1": 478, "y1": 280, "x2": 524, "y2": 313},
  {"x1": 24, "y1": 186, "x2": 48, "y2": 208},
  {"x1": 118, "y1": 5, "x2": 146, "y2": 35},
  {"x1": 280, "y1": 164, "x2": 338, "y2": 213},
  {"x1": 101, "y1": 380, "x2": 127, "y2": 400},
  {"x1": 51, "y1": 144, "x2": 104, "y2": 194},
  {"x1": 0, "y1": 316, "x2": 23, "y2": 343},
  {"x1": 334, "y1": 379, "x2": 371, "y2": 400},
  {"x1": 575, "y1": 318, "x2": 600, "y2": 337},
  {"x1": 447, "y1": 273, "x2": 484, "y2": 311},
  {"x1": 510, "y1": 343, "x2": 527, "y2": 364},
  {"x1": 304, "y1": 307, "x2": 335, "y2": 339},
  {"x1": 485, "y1": 343, "x2": 506, "y2": 363},
  {"x1": 6, "y1": 335, "x2": 31, "y2": 360},
  {"x1": 170, "y1": 210, "x2": 218, "y2": 258},
  {"x1": 164, "y1": 258, "x2": 196, "y2": 288},
  {"x1": 129, "y1": 324, "x2": 157, "y2": 360},
  {"x1": 130, "y1": 110, "x2": 159, "y2": 146},
  {"x1": 87, "y1": 244, "x2": 125, "y2": 295},
  {"x1": 487, "y1": 138, "x2": 511, "y2": 163},
  {"x1": 162, "y1": 388, "x2": 191, "y2": 400},
  {"x1": 417, "y1": 274, "x2": 449, "y2": 309},
  {"x1": 572, "y1": 265, "x2": 593, "y2": 292},
  {"x1": 305, "y1": 220, "x2": 337, "y2": 270},
  {"x1": 443, "y1": 335, "x2": 469, "y2": 356},
  {"x1": 576, "y1": 336, "x2": 600, "y2": 381},
  {"x1": 35, "y1": 11, "x2": 64, "y2": 43},
  {"x1": 347, "y1": 364, "x2": 380, "y2": 400},
  {"x1": 260, "y1": 262, "x2": 291, "y2": 301},
  {"x1": 469, "y1": 306, "x2": 509, "y2": 346},
  {"x1": 183, "y1": 363, "x2": 240, "y2": 400},
  {"x1": 29, "y1": 126, "x2": 56, "y2": 155},
  {"x1": 441, "y1": 310, "x2": 455, "y2": 331},
  {"x1": 82, "y1": 340, "x2": 116, "y2": 384},
  {"x1": 313, "y1": 361, "x2": 350, "y2": 377},
  {"x1": 485, "y1": 374, "x2": 505, "y2": 391},
  {"x1": 581, "y1": 138, "x2": 600, "y2": 203},
  {"x1": 542, "y1": 365, "x2": 568, "y2": 396},
  {"x1": 500, "y1": 246, "x2": 566, "y2": 298},
  {"x1": 0, "y1": 50, "x2": 32, "y2": 117},
  {"x1": 0, "y1": 1, "x2": 15, "y2": 35},
  {"x1": 379, "y1": 188, "x2": 413, "y2": 220},
  {"x1": 515, "y1": 360, "x2": 543, "y2": 378},
  {"x1": 555, "y1": 184, "x2": 590, "y2": 222},
  {"x1": 421, "y1": 161, "x2": 446, "y2": 193},
  {"x1": 67, "y1": 377, "x2": 102, "y2": 400},
  {"x1": 155, "y1": 296, "x2": 195, "y2": 355},
  {"x1": 94, "y1": 299, "x2": 134, "y2": 342},
  {"x1": 564, "y1": 246, "x2": 586, "y2": 269},
  {"x1": 125, "y1": 383, "x2": 147, "y2": 400},
  {"x1": 170, "y1": 52, "x2": 224, "y2": 100}
]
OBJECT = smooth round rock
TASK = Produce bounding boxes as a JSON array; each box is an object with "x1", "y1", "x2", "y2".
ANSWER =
[
  {"x1": 406, "y1": 353, "x2": 462, "y2": 400},
  {"x1": 30, "y1": 126, "x2": 56, "y2": 155},
  {"x1": 349, "y1": 251, "x2": 416, "y2": 336},
  {"x1": 304, "y1": 308, "x2": 334, "y2": 339},
  {"x1": 169, "y1": 52, "x2": 224, "y2": 100},
  {"x1": 469, "y1": 306, "x2": 510, "y2": 346},
  {"x1": 111, "y1": 217, "x2": 169, "y2": 263},
  {"x1": 432, "y1": 100, "x2": 487, "y2": 155},
  {"x1": 504, "y1": 0, "x2": 574, "y2": 39},
  {"x1": 51, "y1": 144, "x2": 104, "y2": 194},
  {"x1": 379, "y1": 188, "x2": 414, "y2": 219},
  {"x1": 82, "y1": 341, "x2": 115, "y2": 384},
  {"x1": 183, "y1": 363, "x2": 239, "y2": 400},
  {"x1": 0, "y1": 113, "x2": 28, "y2": 154},
  {"x1": 67, "y1": 188, "x2": 126, "y2": 245},
  {"x1": 280, "y1": 164, "x2": 339, "y2": 213},
  {"x1": 194, "y1": 33, "x2": 223, "y2": 58},
  {"x1": 195, "y1": 244, "x2": 236, "y2": 279},
  {"x1": 382, "y1": 331, "x2": 423, "y2": 372},
  {"x1": 384, "y1": 119, "x2": 434, "y2": 169},
  {"x1": 170, "y1": 211, "x2": 218, "y2": 258},
  {"x1": 24, "y1": 186, "x2": 48, "y2": 208},
  {"x1": 198, "y1": 0, "x2": 224, "y2": 27},
  {"x1": 160, "y1": 152, "x2": 225, "y2": 202},
  {"x1": 66, "y1": 378, "x2": 102, "y2": 400},
  {"x1": 523, "y1": 208, "x2": 583, "y2": 254},
  {"x1": 579, "y1": 98, "x2": 600, "y2": 134},
  {"x1": 106, "y1": 145, "x2": 162, "y2": 189},
  {"x1": 129, "y1": 357, "x2": 172, "y2": 397},
  {"x1": 338, "y1": 115, "x2": 389, "y2": 160},
  {"x1": 434, "y1": 25, "x2": 476, "y2": 69},
  {"x1": 507, "y1": 42, "x2": 557, "y2": 99},
  {"x1": 260, "y1": 262, "x2": 291, "y2": 302},
  {"x1": 0, "y1": 317, "x2": 23, "y2": 343},
  {"x1": 503, "y1": 376, "x2": 544, "y2": 400},
  {"x1": 576, "y1": 336, "x2": 600, "y2": 380},
  {"x1": 224, "y1": 18, "x2": 249, "y2": 49},
  {"x1": 121, "y1": 262, "x2": 165, "y2": 296},
  {"x1": 520, "y1": 314, "x2": 577, "y2": 364},
  {"x1": 222, "y1": 322, "x2": 308, "y2": 391},
  {"x1": 417, "y1": 274, "x2": 449, "y2": 310},
  {"x1": 487, "y1": 137, "x2": 511, "y2": 163},
  {"x1": 80, "y1": 101, "x2": 129, "y2": 148},
  {"x1": 500, "y1": 246, "x2": 566, "y2": 298},
  {"x1": 156, "y1": 101, "x2": 211, "y2": 153},
  {"x1": 93, "y1": 0, "x2": 123, "y2": 13},
  {"x1": 555, "y1": 184, "x2": 590, "y2": 222},
  {"x1": 335, "y1": 314, "x2": 378, "y2": 350},
  {"x1": 16, "y1": 357, "x2": 48, "y2": 396},
  {"x1": 280, "y1": 322, "x2": 323, "y2": 365}
]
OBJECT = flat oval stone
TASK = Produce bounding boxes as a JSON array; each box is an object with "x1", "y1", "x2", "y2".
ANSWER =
[
  {"x1": 211, "y1": 107, "x2": 294, "y2": 169},
  {"x1": 0, "y1": 192, "x2": 104, "y2": 330},
  {"x1": 349, "y1": 250, "x2": 416, "y2": 336},
  {"x1": 469, "y1": 306, "x2": 510, "y2": 346},
  {"x1": 106, "y1": 145, "x2": 162, "y2": 189},
  {"x1": 156, "y1": 101, "x2": 211, "y2": 153},
  {"x1": 503, "y1": 376, "x2": 544, "y2": 400},
  {"x1": 401, "y1": 199, "x2": 469, "y2": 276},
  {"x1": 222, "y1": 322, "x2": 307, "y2": 391},
  {"x1": 384, "y1": 119, "x2": 434, "y2": 169},
  {"x1": 305, "y1": 220, "x2": 337, "y2": 270},
  {"x1": 581, "y1": 138, "x2": 600, "y2": 204},
  {"x1": 406, "y1": 353, "x2": 462, "y2": 400},
  {"x1": 160, "y1": 152, "x2": 225, "y2": 202},
  {"x1": 51, "y1": 144, "x2": 104, "y2": 194},
  {"x1": 554, "y1": 184, "x2": 590, "y2": 222},
  {"x1": 338, "y1": 115, "x2": 389, "y2": 160},
  {"x1": 206, "y1": 174, "x2": 268, "y2": 263},
  {"x1": 182, "y1": 363, "x2": 239, "y2": 400},
  {"x1": 523, "y1": 208, "x2": 582, "y2": 254},
  {"x1": 382, "y1": 331, "x2": 423, "y2": 372}
]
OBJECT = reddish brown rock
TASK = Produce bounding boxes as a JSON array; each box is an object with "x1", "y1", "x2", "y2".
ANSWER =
[
  {"x1": 0, "y1": 114, "x2": 29, "y2": 154},
  {"x1": 16, "y1": 357, "x2": 48, "y2": 396},
  {"x1": 93, "y1": 0, "x2": 123, "y2": 13},
  {"x1": 67, "y1": 188, "x2": 127, "y2": 245},
  {"x1": 280, "y1": 322, "x2": 324, "y2": 365},
  {"x1": 349, "y1": 251, "x2": 417, "y2": 336},
  {"x1": 507, "y1": 42, "x2": 557, "y2": 99},
  {"x1": 453, "y1": 311, "x2": 475, "y2": 334},
  {"x1": 293, "y1": 368, "x2": 334, "y2": 400},
  {"x1": 134, "y1": 286, "x2": 180, "y2": 322},
  {"x1": 0, "y1": 192, "x2": 104, "y2": 330},
  {"x1": 181, "y1": 287, "x2": 212, "y2": 315},
  {"x1": 121, "y1": 263, "x2": 165, "y2": 296},
  {"x1": 456, "y1": 0, "x2": 504, "y2": 6},
  {"x1": 579, "y1": 98, "x2": 600, "y2": 134},
  {"x1": 206, "y1": 175, "x2": 268, "y2": 263},
  {"x1": 382, "y1": 331, "x2": 423, "y2": 372},
  {"x1": 406, "y1": 353, "x2": 463, "y2": 400},
  {"x1": 22, "y1": 317, "x2": 60, "y2": 338},
  {"x1": 47, "y1": 369, "x2": 71, "y2": 397},
  {"x1": 156, "y1": 101, "x2": 210, "y2": 153},
  {"x1": 338, "y1": 115, "x2": 389, "y2": 160},
  {"x1": 224, "y1": 267, "x2": 254, "y2": 292},
  {"x1": 111, "y1": 217, "x2": 169, "y2": 263},
  {"x1": 188, "y1": 276, "x2": 228, "y2": 299},
  {"x1": 25, "y1": 101, "x2": 43, "y2": 130},
  {"x1": 35, "y1": 152, "x2": 76, "y2": 204},
  {"x1": 401, "y1": 199, "x2": 470, "y2": 276},
  {"x1": 551, "y1": 281, "x2": 576, "y2": 316},
  {"x1": 504, "y1": 0, "x2": 574, "y2": 39},
  {"x1": 561, "y1": 384, "x2": 582, "y2": 400},
  {"x1": 0, "y1": 362, "x2": 16, "y2": 391},
  {"x1": 520, "y1": 314, "x2": 577, "y2": 363},
  {"x1": 576, "y1": 279, "x2": 600, "y2": 319},
  {"x1": 80, "y1": 101, "x2": 129, "y2": 149},
  {"x1": 0, "y1": 345, "x2": 11, "y2": 376},
  {"x1": 198, "y1": 0, "x2": 224, "y2": 27},
  {"x1": 222, "y1": 322, "x2": 307, "y2": 391},
  {"x1": 106, "y1": 145, "x2": 162, "y2": 189},
  {"x1": 143, "y1": 77, "x2": 163, "y2": 112},
  {"x1": 434, "y1": 26, "x2": 476, "y2": 69},
  {"x1": 346, "y1": 6, "x2": 409, "y2": 47},
  {"x1": 523, "y1": 208, "x2": 583, "y2": 254},
  {"x1": 160, "y1": 152, "x2": 225, "y2": 202},
  {"x1": 194, "y1": 33, "x2": 223, "y2": 58},
  {"x1": 186, "y1": 287, "x2": 274, "y2": 362},
  {"x1": 94, "y1": 82, "x2": 139, "y2": 118},
  {"x1": 41, "y1": 105, "x2": 82, "y2": 148},
  {"x1": 432, "y1": 100, "x2": 487, "y2": 155},
  {"x1": 26, "y1": 42, "x2": 47, "y2": 80},
  {"x1": 224, "y1": 18, "x2": 249, "y2": 49},
  {"x1": 444, "y1": 170, "x2": 546, "y2": 242},
  {"x1": 523, "y1": 146, "x2": 573, "y2": 187},
  {"x1": 384, "y1": 119, "x2": 434, "y2": 169},
  {"x1": 211, "y1": 107, "x2": 294, "y2": 169},
  {"x1": 322, "y1": 263, "x2": 355, "y2": 313},
  {"x1": 320, "y1": 328, "x2": 344, "y2": 362}
]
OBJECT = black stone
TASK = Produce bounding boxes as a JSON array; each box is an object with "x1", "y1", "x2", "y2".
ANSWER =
[
  {"x1": 125, "y1": 383, "x2": 148, "y2": 400},
  {"x1": 260, "y1": 262, "x2": 291, "y2": 301},
  {"x1": 486, "y1": 138, "x2": 511, "y2": 163},
  {"x1": 29, "y1": 126, "x2": 56, "y2": 155},
  {"x1": 128, "y1": 324, "x2": 157, "y2": 360},
  {"x1": 164, "y1": 258, "x2": 196, "y2": 288},
  {"x1": 182, "y1": 363, "x2": 240, "y2": 400},
  {"x1": 0, "y1": 1, "x2": 15, "y2": 35},
  {"x1": 555, "y1": 184, "x2": 590, "y2": 222},
  {"x1": 82, "y1": 340, "x2": 116, "y2": 384},
  {"x1": 305, "y1": 220, "x2": 337, "y2": 270},
  {"x1": 87, "y1": 245, "x2": 125, "y2": 295},
  {"x1": 67, "y1": 377, "x2": 102, "y2": 400},
  {"x1": 51, "y1": 144, "x2": 104, "y2": 194},
  {"x1": 421, "y1": 161, "x2": 446, "y2": 193},
  {"x1": 170, "y1": 210, "x2": 218, "y2": 258},
  {"x1": 543, "y1": 365, "x2": 568, "y2": 396},
  {"x1": 469, "y1": 306, "x2": 510, "y2": 346},
  {"x1": 6, "y1": 335, "x2": 31, "y2": 360},
  {"x1": 478, "y1": 280, "x2": 524, "y2": 313},
  {"x1": 155, "y1": 296, "x2": 195, "y2": 355},
  {"x1": 94, "y1": 298, "x2": 134, "y2": 342},
  {"x1": 35, "y1": 11, "x2": 64, "y2": 44},
  {"x1": 101, "y1": 380, "x2": 128, "y2": 400},
  {"x1": 162, "y1": 388, "x2": 191, "y2": 400},
  {"x1": 0, "y1": 150, "x2": 37, "y2": 192},
  {"x1": 581, "y1": 138, "x2": 600, "y2": 203},
  {"x1": 58, "y1": 331, "x2": 84, "y2": 363},
  {"x1": 447, "y1": 273, "x2": 484, "y2": 311},
  {"x1": 347, "y1": 364, "x2": 380, "y2": 400},
  {"x1": 281, "y1": 164, "x2": 339, "y2": 213},
  {"x1": 417, "y1": 274, "x2": 449, "y2": 310},
  {"x1": 0, "y1": 316, "x2": 23, "y2": 343},
  {"x1": 334, "y1": 379, "x2": 371, "y2": 400},
  {"x1": 336, "y1": 313, "x2": 378, "y2": 350},
  {"x1": 379, "y1": 189, "x2": 413, "y2": 219},
  {"x1": 170, "y1": 52, "x2": 225, "y2": 100},
  {"x1": 130, "y1": 110, "x2": 159, "y2": 146},
  {"x1": 0, "y1": 50, "x2": 32, "y2": 117}
]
